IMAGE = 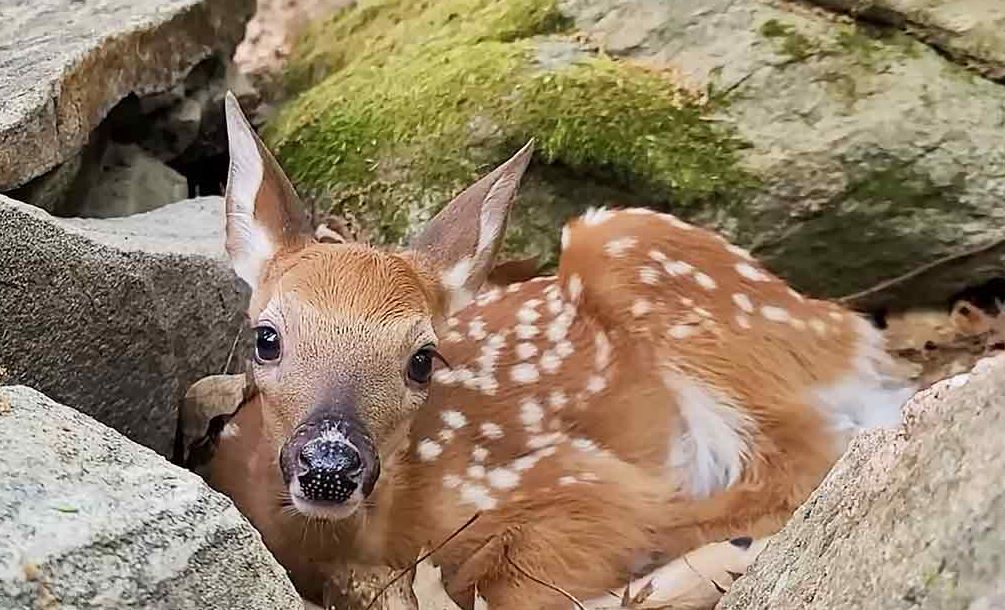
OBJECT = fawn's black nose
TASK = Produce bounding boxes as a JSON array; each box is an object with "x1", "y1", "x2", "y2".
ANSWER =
[{"x1": 296, "y1": 439, "x2": 362, "y2": 503}]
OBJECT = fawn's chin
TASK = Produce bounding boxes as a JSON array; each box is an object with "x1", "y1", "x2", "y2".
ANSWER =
[{"x1": 289, "y1": 487, "x2": 364, "y2": 521}]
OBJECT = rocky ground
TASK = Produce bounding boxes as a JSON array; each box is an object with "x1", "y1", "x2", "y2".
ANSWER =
[{"x1": 1, "y1": 0, "x2": 1004, "y2": 608}]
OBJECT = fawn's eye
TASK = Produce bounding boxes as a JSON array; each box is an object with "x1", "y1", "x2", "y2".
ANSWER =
[
  {"x1": 254, "y1": 325, "x2": 282, "y2": 363},
  {"x1": 407, "y1": 347, "x2": 441, "y2": 385}
]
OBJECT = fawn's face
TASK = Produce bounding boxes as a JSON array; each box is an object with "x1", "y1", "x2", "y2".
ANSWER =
[{"x1": 222, "y1": 93, "x2": 533, "y2": 520}]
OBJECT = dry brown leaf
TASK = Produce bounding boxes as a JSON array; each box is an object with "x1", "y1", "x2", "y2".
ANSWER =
[
  {"x1": 0, "y1": 392, "x2": 10, "y2": 415},
  {"x1": 179, "y1": 373, "x2": 253, "y2": 464},
  {"x1": 412, "y1": 558, "x2": 487, "y2": 610}
]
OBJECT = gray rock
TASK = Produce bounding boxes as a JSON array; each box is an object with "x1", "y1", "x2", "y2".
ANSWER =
[
  {"x1": 0, "y1": 385, "x2": 302, "y2": 609},
  {"x1": 0, "y1": 195, "x2": 248, "y2": 456},
  {"x1": 717, "y1": 354, "x2": 1005, "y2": 610},
  {"x1": 0, "y1": 0, "x2": 255, "y2": 191},
  {"x1": 808, "y1": 0, "x2": 1005, "y2": 80},
  {"x1": 560, "y1": 0, "x2": 1005, "y2": 309},
  {"x1": 72, "y1": 143, "x2": 189, "y2": 218}
]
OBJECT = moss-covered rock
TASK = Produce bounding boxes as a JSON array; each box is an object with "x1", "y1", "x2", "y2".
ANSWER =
[
  {"x1": 271, "y1": 0, "x2": 1005, "y2": 309},
  {"x1": 267, "y1": 0, "x2": 755, "y2": 269}
]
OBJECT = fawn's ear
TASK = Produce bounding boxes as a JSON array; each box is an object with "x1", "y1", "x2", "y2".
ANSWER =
[
  {"x1": 408, "y1": 140, "x2": 534, "y2": 314},
  {"x1": 223, "y1": 91, "x2": 312, "y2": 289}
]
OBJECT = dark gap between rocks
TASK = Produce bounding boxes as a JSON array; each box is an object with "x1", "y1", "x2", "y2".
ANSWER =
[{"x1": 5, "y1": 55, "x2": 239, "y2": 218}]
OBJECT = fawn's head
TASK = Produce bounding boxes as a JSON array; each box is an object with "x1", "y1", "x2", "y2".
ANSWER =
[{"x1": 222, "y1": 94, "x2": 532, "y2": 520}]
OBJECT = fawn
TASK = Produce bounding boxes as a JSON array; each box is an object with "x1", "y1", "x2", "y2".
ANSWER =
[{"x1": 203, "y1": 92, "x2": 914, "y2": 609}]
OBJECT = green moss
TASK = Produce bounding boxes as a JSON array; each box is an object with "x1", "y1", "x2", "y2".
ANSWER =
[
  {"x1": 759, "y1": 18, "x2": 818, "y2": 62},
  {"x1": 269, "y1": 0, "x2": 755, "y2": 264}
]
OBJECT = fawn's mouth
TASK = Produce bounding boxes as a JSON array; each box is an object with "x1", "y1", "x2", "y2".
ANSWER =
[{"x1": 288, "y1": 480, "x2": 366, "y2": 520}]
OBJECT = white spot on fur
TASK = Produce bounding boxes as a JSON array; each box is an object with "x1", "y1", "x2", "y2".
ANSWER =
[
  {"x1": 582, "y1": 207, "x2": 614, "y2": 226},
  {"x1": 520, "y1": 399, "x2": 545, "y2": 431},
  {"x1": 639, "y1": 266, "x2": 661, "y2": 285},
  {"x1": 693, "y1": 307, "x2": 713, "y2": 318},
  {"x1": 467, "y1": 465, "x2": 486, "y2": 479},
  {"x1": 669, "y1": 324, "x2": 697, "y2": 339},
  {"x1": 417, "y1": 439, "x2": 443, "y2": 462},
  {"x1": 555, "y1": 339, "x2": 574, "y2": 359},
  {"x1": 476, "y1": 287, "x2": 502, "y2": 306},
  {"x1": 604, "y1": 237, "x2": 638, "y2": 258},
  {"x1": 460, "y1": 483, "x2": 497, "y2": 510},
  {"x1": 648, "y1": 249, "x2": 668, "y2": 263},
  {"x1": 726, "y1": 243, "x2": 754, "y2": 260},
  {"x1": 441, "y1": 410, "x2": 468, "y2": 429},
  {"x1": 468, "y1": 316, "x2": 487, "y2": 340},
  {"x1": 790, "y1": 317, "x2": 807, "y2": 331},
  {"x1": 732, "y1": 293, "x2": 754, "y2": 313},
  {"x1": 736, "y1": 313, "x2": 752, "y2": 329},
  {"x1": 438, "y1": 429, "x2": 455, "y2": 442},
  {"x1": 571, "y1": 438, "x2": 601, "y2": 455},
  {"x1": 594, "y1": 332, "x2": 612, "y2": 370},
  {"x1": 663, "y1": 373, "x2": 754, "y2": 496},
  {"x1": 567, "y1": 274, "x2": 583, "y2": 302},
  {"x1": 487, "y1": 468, "x2": 520, "y2": 490},
  {"x1": 787, "y1": 287, "x2": 805, "y2": 302},
  {"x1": 516, "y1": 342, "x2": 539, "y2": 360},
  {"x1": 511, "y1": 363, "x2": 540, "y2": 384},
  {"x1": 480, "y1": 422, "x2": 504, "y2": 440},
  {"x1": 810, "y1": 318, "x2": 827, "y2": 335},
  {"x1": 586, "y1": 375, "x2": 607, "y2": 394},
  {"x1": 447, "y1": 317, "x2": 459, "y2": 328},
  {"x1": 559, "y1": 475, "x2": 579, "y2": 486},
  {"x1": 540, "y1": 349, "x2": 561, "y2": 374},
  {"x1": 829, "y1": 311, "x2": 844, "y2": 321},
  {"x1": 761, "y1": 306, "x2": 790, "y2": 323},
  {"x1": 516, "y1": 324, "x2": 539, "y2": 340},
  {"x1": 663, "y1": 260, "x2": 694, "y2": 276},
  {"x1": 561, "y1": 225, "x2": 571, "y2": 250},
  {"x1": 445, "y1": 331, "x2": 464, "y2": 343},
  {"x1": 548, "y1": 390, "x2": 568, "y2": 410},
  {"x1": 694, "y1": 272, "x2": 717, "y2": 290},
  {"x1": 516, "y1": 300, "x2": 541, "y2": 324},
  {"x1": 632, "y1": 299, "x2": 652, "y2": 317},
  {"x1": 443, "y1": 474, "x2": 462, "y2": 489},
  {"x1": 735, "y1": 262, "x2": 769, "y2": 282},
  {"x1": 472, "y1": 446, "x2": 489, "y2": 463},
  {"x1": 220, "y1": 422, "x2": 240, "y2": 439}
]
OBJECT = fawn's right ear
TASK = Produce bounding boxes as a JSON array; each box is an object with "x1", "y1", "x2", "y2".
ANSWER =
[{"x1": 223, "y1": 91, "x2": 312, "y2": 290}]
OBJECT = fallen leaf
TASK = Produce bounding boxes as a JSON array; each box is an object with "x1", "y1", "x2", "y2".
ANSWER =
[
  {"x1": 179, "y1": 373, "x2": 254, "y2": 465},
  {"x1": 0, "y1": 393, "x2": 10, "y2": 415},
  {"x1": 412, "y1": 556, "x2": 487, "y2": 610}
]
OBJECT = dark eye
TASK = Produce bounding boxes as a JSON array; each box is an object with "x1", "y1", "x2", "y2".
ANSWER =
[
  {"x1": 407, "y1": 347, "x2": 439, "y2": 385},
  {"x1": 255, "y1": 325, "x2": 281, "y2": 362}
]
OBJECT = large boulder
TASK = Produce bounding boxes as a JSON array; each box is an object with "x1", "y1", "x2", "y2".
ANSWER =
[
  {"x1": 0, "y1": 0, "x2": 255, "y2": 192},
  {"x1": 271, "y1": 0, "x2": 1005, "y2": 310},
  {"x1": 717, "y1": 354, "x2": 1005, "y2": 610},
  {"x1": 0, "y1": 195, "x2": 247, "y2": 456},
  {"x1": 0, "y1": 385, "x2": 302, "y2": 609}
]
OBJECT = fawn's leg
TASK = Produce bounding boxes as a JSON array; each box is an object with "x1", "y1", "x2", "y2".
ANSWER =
[{"x1": 435, "y1": 446, "x2": 705, "y2": 610}]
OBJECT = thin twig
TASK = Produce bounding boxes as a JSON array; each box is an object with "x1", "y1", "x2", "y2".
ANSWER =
[
  {"x1": 504, "y1": 551, "x2": 587, "y2": 610},
  {"x1": 222, "y1": 328, "x2": 243, "y2": 374},
  {"x1": 837, "y1": 234, "x2": 1005, "y2": 307},
  {"x1": 364, "y1": 512, "x2": 482, "y2": 610}
]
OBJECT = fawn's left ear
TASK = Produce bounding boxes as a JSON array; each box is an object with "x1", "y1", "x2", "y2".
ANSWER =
[
  {"x1": 223, "y1": 91, "x2": 312, "y2": 290},
  {"x1": 408, "y1": 140, "x2": 535, "y2": 314}
]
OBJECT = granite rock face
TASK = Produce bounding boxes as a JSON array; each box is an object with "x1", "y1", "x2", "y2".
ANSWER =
[
  {"x1": 0, "y1": 0, "x2": 255, "y2": 192},
  {"x1": 0, "y1": 195, "x2": 248, "y2": 456},
  {"x1": 0, "y1": 385, "x2": 302, "y2": 609},
  {"x1": 718, "y1": 355, "x2": 1005, "y2": 610}
]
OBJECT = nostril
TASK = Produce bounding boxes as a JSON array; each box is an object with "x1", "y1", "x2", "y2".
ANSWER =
[{"x1": 296, "y1": 439, "x2": 363, "y2": 504}]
